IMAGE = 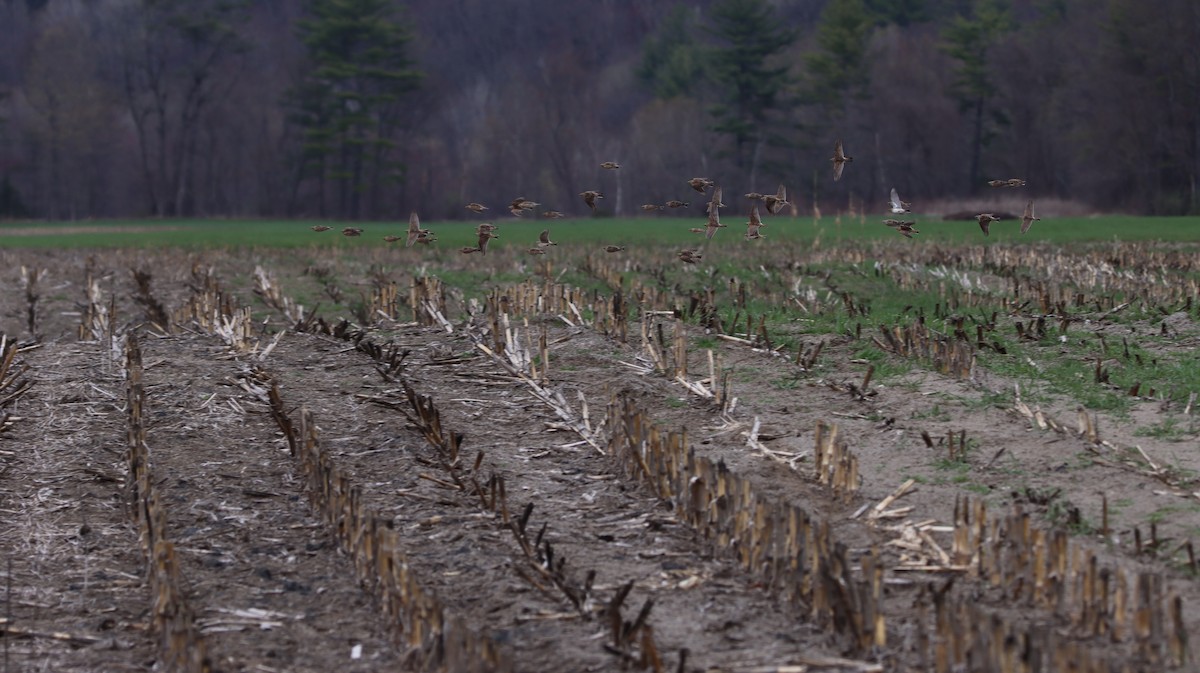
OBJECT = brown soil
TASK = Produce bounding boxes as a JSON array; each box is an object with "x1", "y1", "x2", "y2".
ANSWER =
[{"x1": 0, "y1": 244, "x2": 1195, "y2": 672}]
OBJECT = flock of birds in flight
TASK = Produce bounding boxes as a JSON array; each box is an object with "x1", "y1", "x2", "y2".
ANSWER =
[{"x1": 309, "y1": 140, "x2": 1041, "y2": 263}]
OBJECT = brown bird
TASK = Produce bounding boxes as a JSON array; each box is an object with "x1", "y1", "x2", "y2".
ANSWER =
[
  {"x1": 987, "y1": 178, "x2": 1026, "y2": 188},
  {"x1": 977, "y1": 213, "x2": 1000, "y2": 236},
  {"x1": 688, "y1": 177, "x2": 714, "y2": 193},
  {"x1": 477, "y1": 230, "x2": 498, "y2": 254},
  {"x1": 509, "y1": 197, "x2": 539, "y2": 216},
  {"x1": 542, "y1": 210, "x2": 565, "y2": 219},
  {"x1": 744, "y1": 192, "x2": 767, "y2": 201},
  {"x1": 476, "y1": 222, "x2": 499, "y2": 233},
  {"x1": 459, "y1": 246, "x2": 480, "y2": 254},
  {"x1": 383, "y1": 235, "x2": 402, "y2": 243},
  {"x1": 888, "y1": 188, "x2": 910, "y2": 214},
  {"x1": 641, "y1": 204, "x2": 665, "y2": 212},
  {"x1": 580, "y1": 190, "x2": 604, "y2": 212},
  {"x1": 704, "y1": 205, "x2": 726, "y2": 241},
  {"x1": 527, "y1": 247, "x2": 547, "y2": 255},
  {"x1": 678, "y1": 249, "x2": 703, "y2": 264},
  {"x1": 831, "y1": 140, "x2": 852, "y2": 181},
  {"x1": 537, "y1": 229, "x2": 557, "y2": 246},
  {"x1": 604, "y1": 245, "x2": 625, "y2": 253},
  {"x1": 311, "y1": 225, "x2": 331, "y2": 232},
  {"x1": 745, "y1": 204, "x2": 766, "y2": 239},
  {"x1": 688, "y1": 227, "x2": 706, "y2": 234},
  {"x1": 600, "y1": 161, "x2": 620, "y2": 170},
  {"x1": 1020, "y1": 200, "x2": 1040, "y2": 234},
  {"x1": 884, "y1": 219, "x2": 919, "y2": 238},
  {"x1": 764, "y1": 184, "x2": 788, "y2": 214},
  {"x1": 415, "y1": 232, "x2": 437, "y2": 245},
  {"x1": 465, "y1": 202, "x2": 488, "y2": 213},
  {"x1": 665, "y1": 200, "x2": 690, "y2": 209},
  {"x1": 406, "y1": 212, "x2": 430, "y2": 247},
  {"x1": 342, "y1": 227, "x2": 363, "y2": 237},
  {"x1": 705, "y1": 186, "x2": 725, "y2": 215},
  {"x1": 1007, "y1": 178, "x2": 1026, "y2": 187}
]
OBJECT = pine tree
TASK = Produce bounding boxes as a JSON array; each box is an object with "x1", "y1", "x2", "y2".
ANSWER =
[
  {"x1": 704, "y1": 0, "x2": 796, "y2": 172},
  {"x1": 804, "y1": 0, "x2": 875, "y2": 114},
  {"x1": 940, "y1": 0, "x2": 1014, "y2": 192},
  {"x1": 289, "y1": 0, "x2": 422, "y2": 219},
  {"x1": 637, "y1": 6, "x2": 705, "y2": 99}
]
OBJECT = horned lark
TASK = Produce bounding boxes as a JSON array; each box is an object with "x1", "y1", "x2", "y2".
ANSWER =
[
  {"x1": 342, "y1": 227, "x2": 363, "y2": 236},
  {"x1": 1020, "y1": 201, "x2": 1040, "y2": 234},
  {"x1": 832, "y1": 140, "x2": 852, "y2": 181},
  {"x1": 665, "y1": 200, "x2": 690, "y2": 209},
  {"x1": 600, "y1": 161, "x2": 620, "y2": 170},
  {"x1": 580, "y1": 190, "x2": 604, "y2": 212},
  {"x1": 604, "y1": 245, "x2": 625, "y2": 253},
  {"x1": 977, "y1": 213, "x2": 1000, "y2": 236},
  {"x1": 764, "y1": 184, "x2": 788, "y2": 214},
  {"x1": 678, "y1": 249, "x2": 703, "y2": 264},
  {"x1": 311, "y1": 225, "x2": 331, "y2": 232},
  {"x1": 641, "y1": 204, "x2": 665, "y2": 212},
  {"x1": 688, "y1": 177, "x2": 714, "y2": 193},
  {"x1": 406, "y1": 212, "x2": 431, "y2": 247},
  {"x1": 466, "y1": 202, "x2": 488, "y2": 213},
  {"x1": 888, "y1": 188, "x2": 910, "y2": 214},
  {"x1": 538, "y1": 229, "x2": 557, "y2": 246}
]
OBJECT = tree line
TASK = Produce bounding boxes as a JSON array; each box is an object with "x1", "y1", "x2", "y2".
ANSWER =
[{"x1": 0, "y1": 0, "x2": 1196, "y2": 221}]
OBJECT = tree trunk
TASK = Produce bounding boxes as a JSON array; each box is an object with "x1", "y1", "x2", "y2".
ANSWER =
[{"x1": 969, "y1": 96, "x2": 984, "y2": 194}]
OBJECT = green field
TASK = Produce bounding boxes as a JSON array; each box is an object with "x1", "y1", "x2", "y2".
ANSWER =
[{"x1": 1, "y1": 215, "x2": 1199, "y2": 249}]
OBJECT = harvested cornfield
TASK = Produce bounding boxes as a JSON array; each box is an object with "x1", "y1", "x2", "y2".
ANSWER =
[{"x1": 0, "y1": 236, "x2": 1197, "y2": 672}]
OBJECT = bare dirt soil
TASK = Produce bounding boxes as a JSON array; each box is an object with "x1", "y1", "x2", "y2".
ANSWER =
[{"x1": 0, "y1": 244, "x2": 1196, "y2": 672}]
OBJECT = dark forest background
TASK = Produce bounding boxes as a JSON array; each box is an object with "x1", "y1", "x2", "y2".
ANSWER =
[{"x1": 0, "y1": 0, "x2": 1197, "y2": 221}]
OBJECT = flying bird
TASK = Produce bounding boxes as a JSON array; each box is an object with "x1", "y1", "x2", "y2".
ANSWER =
[
  {"x1": 884, "y1": 219, "x2": 919, "y2": 238},
  {"x1": 311, "y1": 225, "x2": 331, "y2": 232},
  {"x1": 600, "y1": 161, "x2": 620, "y2": 170},
  {"x1": 678, "y1": 249, "x2": 703, "y2": 264},
  {"x1": 477, "y1": 230, "x2": 498, "y2": 254},
  {"x1": 459, "y1": 246, "x2": 480, "y2": 254},
  {"x1": 665, "y1": 200, "x2": 690, "y2": 209},
  {"x1": 580, "y1": 190, "x2": 604, "y2": 212},
  {"x1": 705, "y1": 186, "x2": 725, "y2": 214},
  {"x1": 641, "y1": 204, "x2": 665, "y2": 212},
  {"x1": 831, "y1": 140, "x2": 852, "y2": 181},
  {"x1": 383, "y1": 235, "x2": 402, "y2": 243},
  {"x1": 764, "y1": 184, "x2": 788, "y2": 214},
  {"x1": 688, "y1": 227, "x2": 706, "y2": 234},
  {"x1": 342, "y1": 227, "x2": 363, "y2": 237},
  {"x1": 509, "y1": 197, "x2": 539, "y2": 216},
  {"x1": 1020, "y1": 201, "x2": 1040, "y2": 234},
  {"x1": 537, "y1": 229, "x2": 557, "y2": 247},
  {"x1": 466, "y1": 202, "x2": 488, "y2": 213},
  {"x1": 888, "y1": 188, "x2": 910, "y2": 214},
  {"x1": 703, "y1": 202, "x2": 726, "y2": 240},
  {"x1": 744, "y1": 191, "x2": 767, "y2": 201},
  {"x1": 987, "y1": 178, "x2": 1026, "y2": 188},
  {"x1": 688, "y1": 177, "x2": 714, "y2": 193},
  {"x1": 745, "y1": 204, "x2": 766, "y2": 240},
  {"x1": 406, "y1": 212, "x2": 431, "y2": 247},
  {"x1": 542, "y1": 210, "x2": 565, "y2": 219},
  {"x1": 977, "y1": 213, "x2": 1000, "y2": 236},
  {"x1": 414, "y1": 232, "x2": 437, "y2": 245},
  {"x1": 604, "y1": 245, "x2": 625, "y2": 253},
  {"x1": 527, "y1": 247, "x2": 547, "y2": 255}
]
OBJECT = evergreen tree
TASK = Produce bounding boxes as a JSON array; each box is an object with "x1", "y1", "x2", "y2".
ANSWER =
[
  {"x1": 704, "y1": 0, "x2": 796, "y2": 172},
  {"x1": 865, "y1": 0, "x2": 930, "y2": 27},
  {"x1": 289, "y1": 0, "x2": 422, "y2": 219},
  {"x1": 940, "y1": 0, "x2": 1014, "y2": 192},
  {"x1": 637, "y1": 5, "x2": 705, "y2": 99},
  {"x1": 804, "y1": 0, "x2": 875, "y2": 114}
]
